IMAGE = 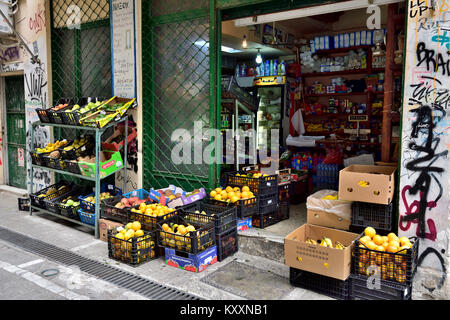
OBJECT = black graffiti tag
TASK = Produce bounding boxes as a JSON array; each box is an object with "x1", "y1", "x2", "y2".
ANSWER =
[{"x1": 416, "y1": 42, "x2": 450, "y2": 77}]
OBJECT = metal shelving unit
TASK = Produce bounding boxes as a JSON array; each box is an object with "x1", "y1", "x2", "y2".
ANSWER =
[{"x1": 29, "y1": 116, "x2": 128, "y2": 239}]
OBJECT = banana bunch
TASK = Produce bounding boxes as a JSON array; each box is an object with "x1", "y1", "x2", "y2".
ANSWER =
[
  {"x1": 358, "y1": 180, "x2": 370, "y2": 188},
  {"x1": 305, "y1": 238, "x2": 317, "y2": 245},
  {"x1": 335, "y1": 241, "x2": 346, "y2": 250},
  {"x1": 319, "y1": 237, "x2": 333, "y2": 248}
]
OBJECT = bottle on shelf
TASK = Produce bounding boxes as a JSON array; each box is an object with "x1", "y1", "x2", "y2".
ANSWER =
[
  {"x1": 280, "y1": 60, "x2": 286, "y2": 75},
  {"x1": 273, "y1": 59, "x2": 278, "y2": 76},
  {"x1": 269, "y1": 60, "x2": 274, "y2": 76},
  {"x1": 241, "y1": 63, "x2": 247, "y2": 77},
  {"x1": 265, "y1": 60, "x2": 270, "y2": 76},
  {"x1": 235, "y1": 64, "x2": 240, "y2": 78}
]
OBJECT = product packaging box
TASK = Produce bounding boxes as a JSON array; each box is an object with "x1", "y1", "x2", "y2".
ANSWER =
[
  {"x1": 165, "y1": 245, "x2": 217, "y2": 273},
  {"x1": 99, "y1": 218, "x2": 123, "y2": 242},
  {"x1": 338, "y1": 165, "x2": 396, "y2": 205},
  {"x1": 306, "y1": 190, "x2": 352, "y2": 231},
  {"x1": 284, "y1": 224, "x2": 359, "y2": 280},
  {"x1": 78, "y1": 151, "x2": 123, "y2": 178},
  {"x1": 237, "y1": 217, "x2": 252, "y2": 231}
]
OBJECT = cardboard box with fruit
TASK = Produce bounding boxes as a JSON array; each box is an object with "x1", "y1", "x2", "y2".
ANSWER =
[
  {"x1": 353, "y1": 227, "x2": 418, "y2": 285},
  {"x1": 78, "y1": 150, "x2": 124, "y2": 179},
  {"x1": 107, "y1": 221, "x2": 158, "y2": 266},
  {"x1": 284, "y1": 224, "x2": 360, "y2": 280}
]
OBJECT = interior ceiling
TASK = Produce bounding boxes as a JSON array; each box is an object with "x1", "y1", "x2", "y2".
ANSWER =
[{"x1": 222, "y1": 6, "x2": 388, "y2": 59}]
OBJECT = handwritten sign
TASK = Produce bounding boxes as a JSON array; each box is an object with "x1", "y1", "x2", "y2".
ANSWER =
[{"x1": 111, "y1": 0, "x2": 136, "y2": 99}]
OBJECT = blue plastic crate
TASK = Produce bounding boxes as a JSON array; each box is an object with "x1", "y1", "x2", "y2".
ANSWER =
[
  {"x1": 79, "y1": 184, "x2": 122, "y2": 213},
  {"x1": 123, "y1": 188, "x2": 150, "y2": 200},
  {"x1": 78, "y1": 209, "x2": 95, "y2": 226}
]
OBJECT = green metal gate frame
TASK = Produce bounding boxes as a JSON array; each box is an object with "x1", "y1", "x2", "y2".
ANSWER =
[{"x1": 142, "y1": 0, "x2": 221, "y2": 191}]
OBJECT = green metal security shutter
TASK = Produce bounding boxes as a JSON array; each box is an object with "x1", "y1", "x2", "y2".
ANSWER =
[{"x1": 142, "y1": 0, "x2": 220, "y2": 191}]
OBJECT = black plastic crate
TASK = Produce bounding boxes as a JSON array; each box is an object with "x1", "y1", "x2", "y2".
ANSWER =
[
  {"x1": 60, "y1": 136, "x2": 94, "y2": 160},
  {"x1": 43, "y1": 184, "x2": 74, "y2": 213},
  {"x1": 278, "y1": 183, "x2": 292, "y2": 202},
  {"x1": 47, "y1": 99, "x2": 75, "y2": 124},
  {"x1": 353, "y1": 232, "x2": 419, "y2": 286},
  {"x1": 129, "y1": 204, "x2": 177, "y2": 231},
  {"x1": 107, "y1": 228, "x2": 158, "y2": 267},
  {"x1": 101, "y1": 196, "x2": 130, "y2": 224},
  {"x1": 36, "y1": 107, "x2": 52, "y2": 123},
  {"x1": 351, "y1": 202, "x2": 394, "y2": 231},
  {"x1": 179, "y1": 200, "x2": 237, "y2": 235},
  {"x1": 252, "y1": 209, "x2": 279, "y2": 229},
  {"x1": 226, "y1": 171, "x2": 278, "y2": 195},
  {"x1": 18, "y1": 198, "x2": 37, "y2": 212},
  {"x1": 278, "y1": 200, "x2": 290, "y2": 221},
  {"x1": 216, "y1": 228, "x2": 238, "y2": 262},
  {"x1": 79, "y1": 184, "x2": 123, "y2": 213},
  {"x1": 64, "y1": 159, "x2": 82, "y2": 175},
  {"x1": 30, "y1": 151, "x2": 49, "y2": 166},
  {"x1": 56, "y1": 187, "x2": 89, "y2": 220},
  {"x1": 30, "y1": 181, "x2": 71, "y2": 209},
  {"x1": 290, "y1": 267, "x2": 350, "y2": 300},
  {"x1": 208, "y1": 196, "x2": 258, "y2": 219},
  {"x1": 60, "y1": 97, "x2": 107, "y2": 126},
  {"x1": 349, "y1": 273, "x2": 412, "y2": 300},
  {"x1": 42, "y1": 154, "x2": 66, "y2": 170},
  {"x1": 259, "y1": 192, "x2": 278, "y2": 215},
  {"x1": 157, "y1": 214, "x2": 215, "y2": 254}
]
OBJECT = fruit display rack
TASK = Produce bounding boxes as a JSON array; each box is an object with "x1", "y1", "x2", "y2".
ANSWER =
[{"x1": 29, "y1": 116, "x2": 128, "y2": 239}]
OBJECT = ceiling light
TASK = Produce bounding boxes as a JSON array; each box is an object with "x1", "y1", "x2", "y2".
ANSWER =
[
  {"x1": 255, "y1": 49, "x2": 262, "y2": 64},
  {"x1": 234, "y1": 0, "x2": 402, "y2": 27},
  {"x1": 194, "y1": 40, "x2": 242, "y2": 53},
  {"x1": 242, "y1": 35, "x2": 248, "y2": 49}
]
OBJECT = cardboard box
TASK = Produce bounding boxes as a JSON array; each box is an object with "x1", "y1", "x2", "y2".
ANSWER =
[
  {"x1": 78, "y1": 151, "x2": 124, "y2": 178},
  {"x1": 338, "y1": 165, "x2": 396, "y2": 205},
  {"x1": 284, "y1": 224, "x2": 359, "y2": 280},
  {"x1": 237, "y1": 217, "x2": 252, "y2": 231},
  {"x1": 306, "y1": 190, "x2": 352, "y2": 231},
  {"x1": 165, "y1": 245, "x2": 217, "y2": 273},
  {"x1": 98, "y1": 218, "x2": 123, "y2": 242},
  {"x1": 307, "y1": 210, "x2": 350, "y2": 231}
]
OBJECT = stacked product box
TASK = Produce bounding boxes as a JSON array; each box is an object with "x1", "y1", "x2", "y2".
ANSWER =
[
  {"x1": 180, "y1": 200, "x2": 238, "y2": 262},
  {"x1": 338, "y1": 165, "x2": 396, "y2": 235}
]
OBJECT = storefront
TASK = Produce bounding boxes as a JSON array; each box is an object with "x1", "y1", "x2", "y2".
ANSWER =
[{"x1": 0, "y1": 0, "x2": 447, "y2": 300}]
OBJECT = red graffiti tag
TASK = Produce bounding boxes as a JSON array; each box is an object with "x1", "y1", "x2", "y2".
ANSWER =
[
  {"x1": 29, "y1": 3, "x2": 46, "y2": 34},
  {"x1": 399, "y1": 185, "x2": 437, "y2": 241}
]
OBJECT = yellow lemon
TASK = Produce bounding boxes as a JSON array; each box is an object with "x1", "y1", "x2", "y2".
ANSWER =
[
  {"x1": 210, "y1": 190, "x2": 217, "y2": 198},
  {"x1": 364, "y1": 227, "x2": 376, "y2": 239},
  {"x1": 131, "y1": 221, "x2": 141, "y2": 231},
  {"x1": 135, "y1": 229, "x2": 144, "y2": 237},
  {"x1": 215, "y1": 188, "x2": 222, "y2": 194},
  {"x1": 242, "y1": 186, "x2": 250, "y2": 193},
  {"x1": 225, "y1": 186, "x2": 233, "y2": 193}
]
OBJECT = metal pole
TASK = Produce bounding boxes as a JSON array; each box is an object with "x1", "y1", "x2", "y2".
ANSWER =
[
  {"x1": 124, "y1": 116, "x2": 128, "y2": 194},
  {"x1": 29, "y1": 122, "x2": 35, "y2": 216},
  {"x1": 94, "y1": 128, "x2": 101, "y2": 239}
]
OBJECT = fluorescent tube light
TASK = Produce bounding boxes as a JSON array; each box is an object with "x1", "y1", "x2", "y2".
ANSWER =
[{"x1": 194, "y1": 40, "x2": 242, "y2": 53}]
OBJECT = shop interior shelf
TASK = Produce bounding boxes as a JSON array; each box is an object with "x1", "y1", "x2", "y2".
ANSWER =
[{"x1": 30, "y1": 205, "x2": 95, "y2": 230}]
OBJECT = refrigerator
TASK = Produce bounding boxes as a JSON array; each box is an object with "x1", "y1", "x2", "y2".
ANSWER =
[{"x1": 256, "y1": 76, "x2": 293, "y2": 153}]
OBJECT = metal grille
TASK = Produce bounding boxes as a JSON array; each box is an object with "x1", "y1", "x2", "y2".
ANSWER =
[
  {"x1": 142, "y1": 1, "x2": 219, "y2": 192},
  {"x1": 0, "y1": 226, "x2": 200, "y2": 300},
  {"x1": 51, "y1": 0, "x2": 112, "y2": 103}
]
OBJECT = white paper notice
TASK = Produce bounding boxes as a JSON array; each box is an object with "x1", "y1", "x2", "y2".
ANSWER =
[{"x1": 111, "y1": 0, "x2": 136, "y2": 99}]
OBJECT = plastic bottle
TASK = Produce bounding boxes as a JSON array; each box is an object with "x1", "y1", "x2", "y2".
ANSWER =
[
  {"x1": 260, "y1": 61, "x2": 265, "y2": 76},
  {"x1": 241, "y1": 63, "x2": 247, "y2": 77},
  {"x1": 269, "y1": 60, "x2": 274, "y2": 76},
  {"x1": 273, "y1": 59, "x2": 278, "y2": 76},
  {"x1": 280, "y1": 60, "x2": 286, "y2": 75},
  {"x1": 265, "y1": 60, "x2": 270, "y2": 76},
  {"x1": 235, "y1": 64, "x2": 240, "y2": 78}
]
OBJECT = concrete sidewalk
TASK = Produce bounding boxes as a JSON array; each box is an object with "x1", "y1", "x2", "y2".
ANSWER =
[{"x1": 0, "y1": 190, "x2": 329, "y2": 300}]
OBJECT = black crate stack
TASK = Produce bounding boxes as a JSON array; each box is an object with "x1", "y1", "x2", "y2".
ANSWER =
[
  {"x1": 349, "y1": 201, "x2": 394, "y2": 234},
  {"x1": 179, "y1": 200, "x2": 238, "y2": 261},
  {"x1": 277, "y1": 182, "x2": 291, "y2": 221}
]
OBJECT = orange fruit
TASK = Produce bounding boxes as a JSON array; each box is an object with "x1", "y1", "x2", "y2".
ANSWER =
[
  {"x1": 235, "y1": 192, "x2": 241, "y2": 199},
  {"x1": 376, "y1": 245, "x2": 385, "y2": 252},
  {"x1": 248, "y1": 192, "x2": 254, "y2": 198},
  {"x1": 399, "y1": 237, "x2": 411, "y2": 247},
  {"x1": 366, "y1": 241, "x2": 377, "y2": 250},
  {"x1": 373, "y1": 235, "x2": 384, "y2": 246},
  {"x1": 210, "y1": 190, "x2": 217, "y2": 198},
  {"x1": 387, "y1": 233, "x2": 399, "y2": 242},
  {"x1": 364, "y1": 227, "x2": 376, "y2": 239},
  {"x1": 215, "y1": 188, "x2": 223, "y2": 194},
  {"x1": 233, "y1": 187, "x2": 240, "y2": 193},
  {"x1": 226, "y1": 186, "x2": 233, "y2": 193},
  {"x1": 386, "y1": 245, "x2": 398, "y2": 253},
  {"x1": 382, "y1": 242, "x2": 389, "y2": 250},
  {"x1": 360, "y1": 235, "x2": 371, "y2": 245},
  {"x1": 231, "y1": 196, "x2": 240, "y2": 203},
  {"x1": 227, "y1": 191, "x2": 235, "y2": 199},
  {"x1": 242, "y1": 186, "x2": 250, "y2": 193},
  {"x1": 381, "y1": 236, "x2": 389, "y2": 243},
  {"x1": 241, "y1": 191, "x2": 249, "y2": 199},
  {"x1": 214, "y1": 194, "x2": 222, "y2": 201},
  {"x1": 388, "y1": 240, "x2": 400, "y2": 249}
]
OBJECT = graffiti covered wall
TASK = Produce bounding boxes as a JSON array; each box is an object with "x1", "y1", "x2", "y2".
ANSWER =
[{"x1": 399, "y1": 0, "x2": 450, "y2": 298}]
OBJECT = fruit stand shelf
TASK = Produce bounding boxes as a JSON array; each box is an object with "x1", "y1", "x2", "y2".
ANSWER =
[
  {"x1": 302, "y1": 69, "x2": 369, "y2": 77},
  {"x1": 29, "y1": 116, "x2": 129, "y2": 239},
  {"x1": 30, "y1": 205, "x2": 95, "y2": 230}
]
